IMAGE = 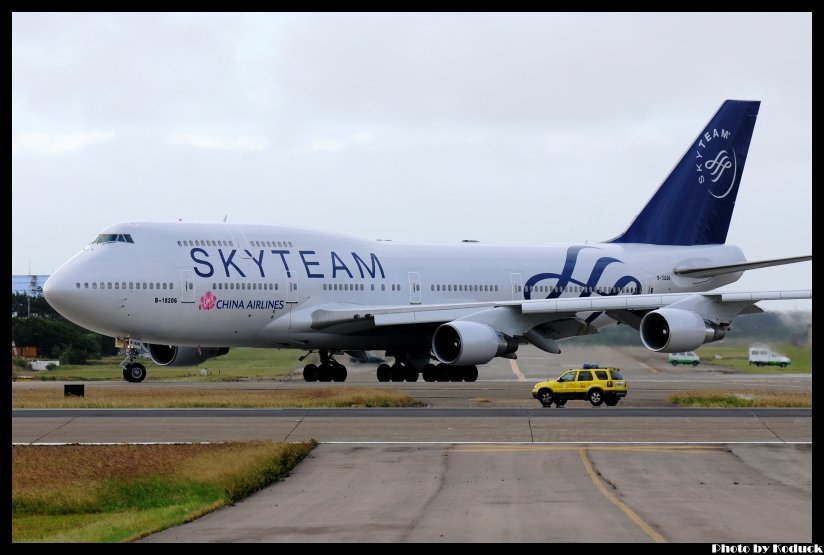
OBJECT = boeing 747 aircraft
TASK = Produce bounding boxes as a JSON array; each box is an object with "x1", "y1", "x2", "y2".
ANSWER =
[{"x1": 44, "y1": 100, "x2": 811, "y2": 383}]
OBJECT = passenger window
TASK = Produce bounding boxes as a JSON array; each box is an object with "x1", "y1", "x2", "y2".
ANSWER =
[
  {"x1": 578, "y1": 371, "x2": 593, "y2": 381},
  {"x1": 595, "y1": 371, "x2": 608, "y2": 380},
  {"x1": 558, "y1": 371, "x2": 576, "y2": 383}
]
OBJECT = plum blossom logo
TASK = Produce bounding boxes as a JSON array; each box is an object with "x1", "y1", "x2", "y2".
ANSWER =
[{"x1": 198, "y1": 291, "x2": 216, "y2": 311}]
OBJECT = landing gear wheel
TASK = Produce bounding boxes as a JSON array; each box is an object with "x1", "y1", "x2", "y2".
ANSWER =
[
  {"x1": 390, "y1": 364, "x2": 405, "y2": 382},
  {"x1": 464, "y1": 366, "x2": 478, "y2": 382},
  {"x1": 422, "y1": 364, "x2": 437, "y2": 382},
  {"x1": 377, "y1": 363, "x2": 391, "y2": 382},
  {"x1": 436, "y1": 365, "x2": 449, "y2": 382},
  {"x1": 589, "y1": 389, "x2": 604, "y2": 407},
  {"x1": 303, "y1": 363, "x2": 318, "y2": 382},
  {"x1": 332, "y1": 364, "x2": 347, "y2": 382},
  {"x1": 124, "y1": 363, "x2": 146, "y2": 383},
  {"x1": 537, "y1": 388, "x2": 553, "y2": 407},
  {"x1": 405, "y1": 367, "x2": 419, "y2": 382},
  {"x1": 317, "y1": 364, "x2": 333, "y2": 382},
  {"x1": 448, "y1": 366, "x2": 463, "y2": 382}
]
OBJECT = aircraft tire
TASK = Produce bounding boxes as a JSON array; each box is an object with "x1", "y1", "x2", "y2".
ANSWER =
[
  {"x1": 332, "y1": 365, "x2": 347, "y2": 382},
  {"x1": 317, "y1": 364, "x2": 333, "y2": 382},
  {"x1": 124, "y1": 363, "x2": 146, "y2": 383},
  {"x1": 390, "y1": 364, "x2": 405, "y2": 382},
  {"x1": 436, "y1": 365, "x2": 450, "y2": 382},
  {"x1": 422, "y1": 364, "x2": 437, "y2": 382},
  {"x1": 303, "y1": 363, "x2": 318, "y2": 382}
]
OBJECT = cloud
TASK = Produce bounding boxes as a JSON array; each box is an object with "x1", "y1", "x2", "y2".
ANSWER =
[
  {"x1": 292, "y1": 131, "x2": 373, "y2": 155},
  {"x1": 12, "y1": 130, "x2": 115, "y2": 154},
  {"x1": 168, "y1": 132, "x2": 268, "y2": 152}
]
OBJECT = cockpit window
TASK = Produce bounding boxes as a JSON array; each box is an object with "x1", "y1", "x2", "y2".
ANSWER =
[{"x1": 92, "y1": 234, "x2": 134, "y2": 244}]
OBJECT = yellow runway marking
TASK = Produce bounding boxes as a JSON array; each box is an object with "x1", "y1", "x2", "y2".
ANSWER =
[
  {"x1": 509, "y1": 359, "x2": 526, "y2": 382},
  {"x1": 579, "y1": 448, "x2": 667, "y2": 543}
]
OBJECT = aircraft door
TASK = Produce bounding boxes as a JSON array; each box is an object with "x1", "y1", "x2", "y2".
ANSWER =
[
  {"x1": 646, "y1": 275, "x2": 655, "y2": 294},
  {"x1": 510, "y1": 273, "x2": 523, "y2": 300},
  {"x1": 286, "y1": 273, "x2": 299, "y2": 303},
  {"x1": 408, "y1": 272, "x2": 422, "y2": 304},
  {"x1": 179, "y1": 270, "x2": 195, "y2": 303}
]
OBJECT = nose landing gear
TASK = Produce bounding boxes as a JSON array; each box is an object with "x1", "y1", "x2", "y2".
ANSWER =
[{"x1": 119, "y1": 340, "x2": 147, "y2": 383}]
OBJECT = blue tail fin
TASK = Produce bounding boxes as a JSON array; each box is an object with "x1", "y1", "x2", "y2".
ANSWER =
[{"x1": 610, "y1": 100, "x2": 760, "y2": 246}]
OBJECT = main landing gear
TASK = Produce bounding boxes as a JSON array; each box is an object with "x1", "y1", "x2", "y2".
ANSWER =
[
  {"x1": 301, "y1": 350, "x2": 479, "y2": 383},
  {"x1": 303, "y1": 350, "x2": 348, "y2": 382},
  {"x1": 119, "y1": 341, "x2": 147, "y2": 383},
  {"x1": 378, "y1": 363, "x2": 478, "y2": 383}
]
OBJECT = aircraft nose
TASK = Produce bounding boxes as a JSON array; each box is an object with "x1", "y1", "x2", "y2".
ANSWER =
[{"x1": 43, "y1": 269, "x2": 78, "y2": 319}]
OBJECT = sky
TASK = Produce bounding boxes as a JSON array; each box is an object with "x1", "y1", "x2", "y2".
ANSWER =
[{"x1": 12, "y1": 12, "x2": 811, "y2": 311}]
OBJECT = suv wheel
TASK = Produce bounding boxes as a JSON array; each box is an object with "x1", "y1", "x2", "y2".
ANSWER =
[
  {"x1": 537, "y1": 388, "x2": 553, "y2": 407},
  {"x1": 554, "y1": 399, "x2": 567, "y2": 407},
  {"x1": 588, "y1": 389, "x2": 604, "y2": 407},
  {"x1": 604, "y1": 396, "x2": 619, "y2": 407}
]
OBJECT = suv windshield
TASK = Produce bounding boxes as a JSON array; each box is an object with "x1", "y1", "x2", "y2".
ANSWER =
[{"x1": 610, "y1": 369, "x2": 624, "y2": 380}]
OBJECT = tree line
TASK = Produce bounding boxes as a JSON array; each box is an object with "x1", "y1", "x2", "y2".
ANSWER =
[{"x1": 11, "y1": 293, "x2": 119, "y2": 364}]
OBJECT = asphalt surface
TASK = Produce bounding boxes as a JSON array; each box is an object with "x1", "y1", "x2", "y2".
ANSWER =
[{"x1": 12, "y1": 345, "x2": 814, "y2": 542}]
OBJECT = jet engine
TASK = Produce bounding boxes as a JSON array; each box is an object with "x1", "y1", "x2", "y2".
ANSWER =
[
  {"x1": 432, "y1": 321, "x2": 518, "y2": 365},
  {"x1": 146, "y1": 344, "x2": 230, "y2": 366},
  {"x1": 639, "y1": 308, "x2": 725, "y2": 352}
]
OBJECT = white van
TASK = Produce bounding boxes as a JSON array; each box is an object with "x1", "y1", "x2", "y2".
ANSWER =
[{"x1": 748, "y1": 347, "x2": 791, "y2": 368}]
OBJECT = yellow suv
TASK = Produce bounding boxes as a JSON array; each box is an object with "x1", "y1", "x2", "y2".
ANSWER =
[{"x1": 532, "y1": 366, "x2": 627, "y2": 407}]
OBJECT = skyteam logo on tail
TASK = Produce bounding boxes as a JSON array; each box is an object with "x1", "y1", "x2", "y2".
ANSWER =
[{"x1": 695, "y1": 127, "x2": 738, "y2": 199}]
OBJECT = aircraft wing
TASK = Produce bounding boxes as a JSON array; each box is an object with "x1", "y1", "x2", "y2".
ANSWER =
[
  {"x1": 673, "y1": 255, "x2": 811, "y2": 278},
  {"x1": 307, "y1": 289, "x2": 812, "y2": 340}
]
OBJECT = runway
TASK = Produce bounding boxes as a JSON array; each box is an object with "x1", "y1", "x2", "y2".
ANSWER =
[{"x1": 11, "y1": 345, "x2": 814, "y2": 542}]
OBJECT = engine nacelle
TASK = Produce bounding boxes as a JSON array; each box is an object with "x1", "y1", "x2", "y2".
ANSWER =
[
  {"x1": 432, "y1": 321, "x2": 518, "y2": 365},
  {"x1": 639, "y1": 308, "x2": 725, "y2": 353},
  {"x1": 147, "y1": 345, "x2": 230, "y2": 366}
]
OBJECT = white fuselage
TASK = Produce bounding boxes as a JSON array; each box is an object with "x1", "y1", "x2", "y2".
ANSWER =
[{"x1": 43, "y1": 221, "x2": 746, "y2": 349}]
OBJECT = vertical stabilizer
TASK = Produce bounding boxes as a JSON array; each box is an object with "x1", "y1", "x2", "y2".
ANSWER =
[{"x1": 610, "y1": 100, "x2": 760, "y2": 246}]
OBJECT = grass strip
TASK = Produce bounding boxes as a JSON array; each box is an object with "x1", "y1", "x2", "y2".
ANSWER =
[
  {"x1": 12, "y1": 386, "x2": 423, "y2": 408},
  {"x1": 668, "y1": 389, "x2": 811, "y2": 408},
  {"x1": 12, "y1": 441, "x2": 317, "y2": 542}
]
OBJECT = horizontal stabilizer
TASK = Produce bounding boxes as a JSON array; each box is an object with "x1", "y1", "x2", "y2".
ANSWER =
[{"x1": 674, "y1": 255, "x2": 811, "y2": 278}]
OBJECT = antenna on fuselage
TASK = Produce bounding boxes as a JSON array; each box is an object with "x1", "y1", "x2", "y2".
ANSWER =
[{"x1": 223, "y1": 214, "x2": 228, "y2": 223}]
